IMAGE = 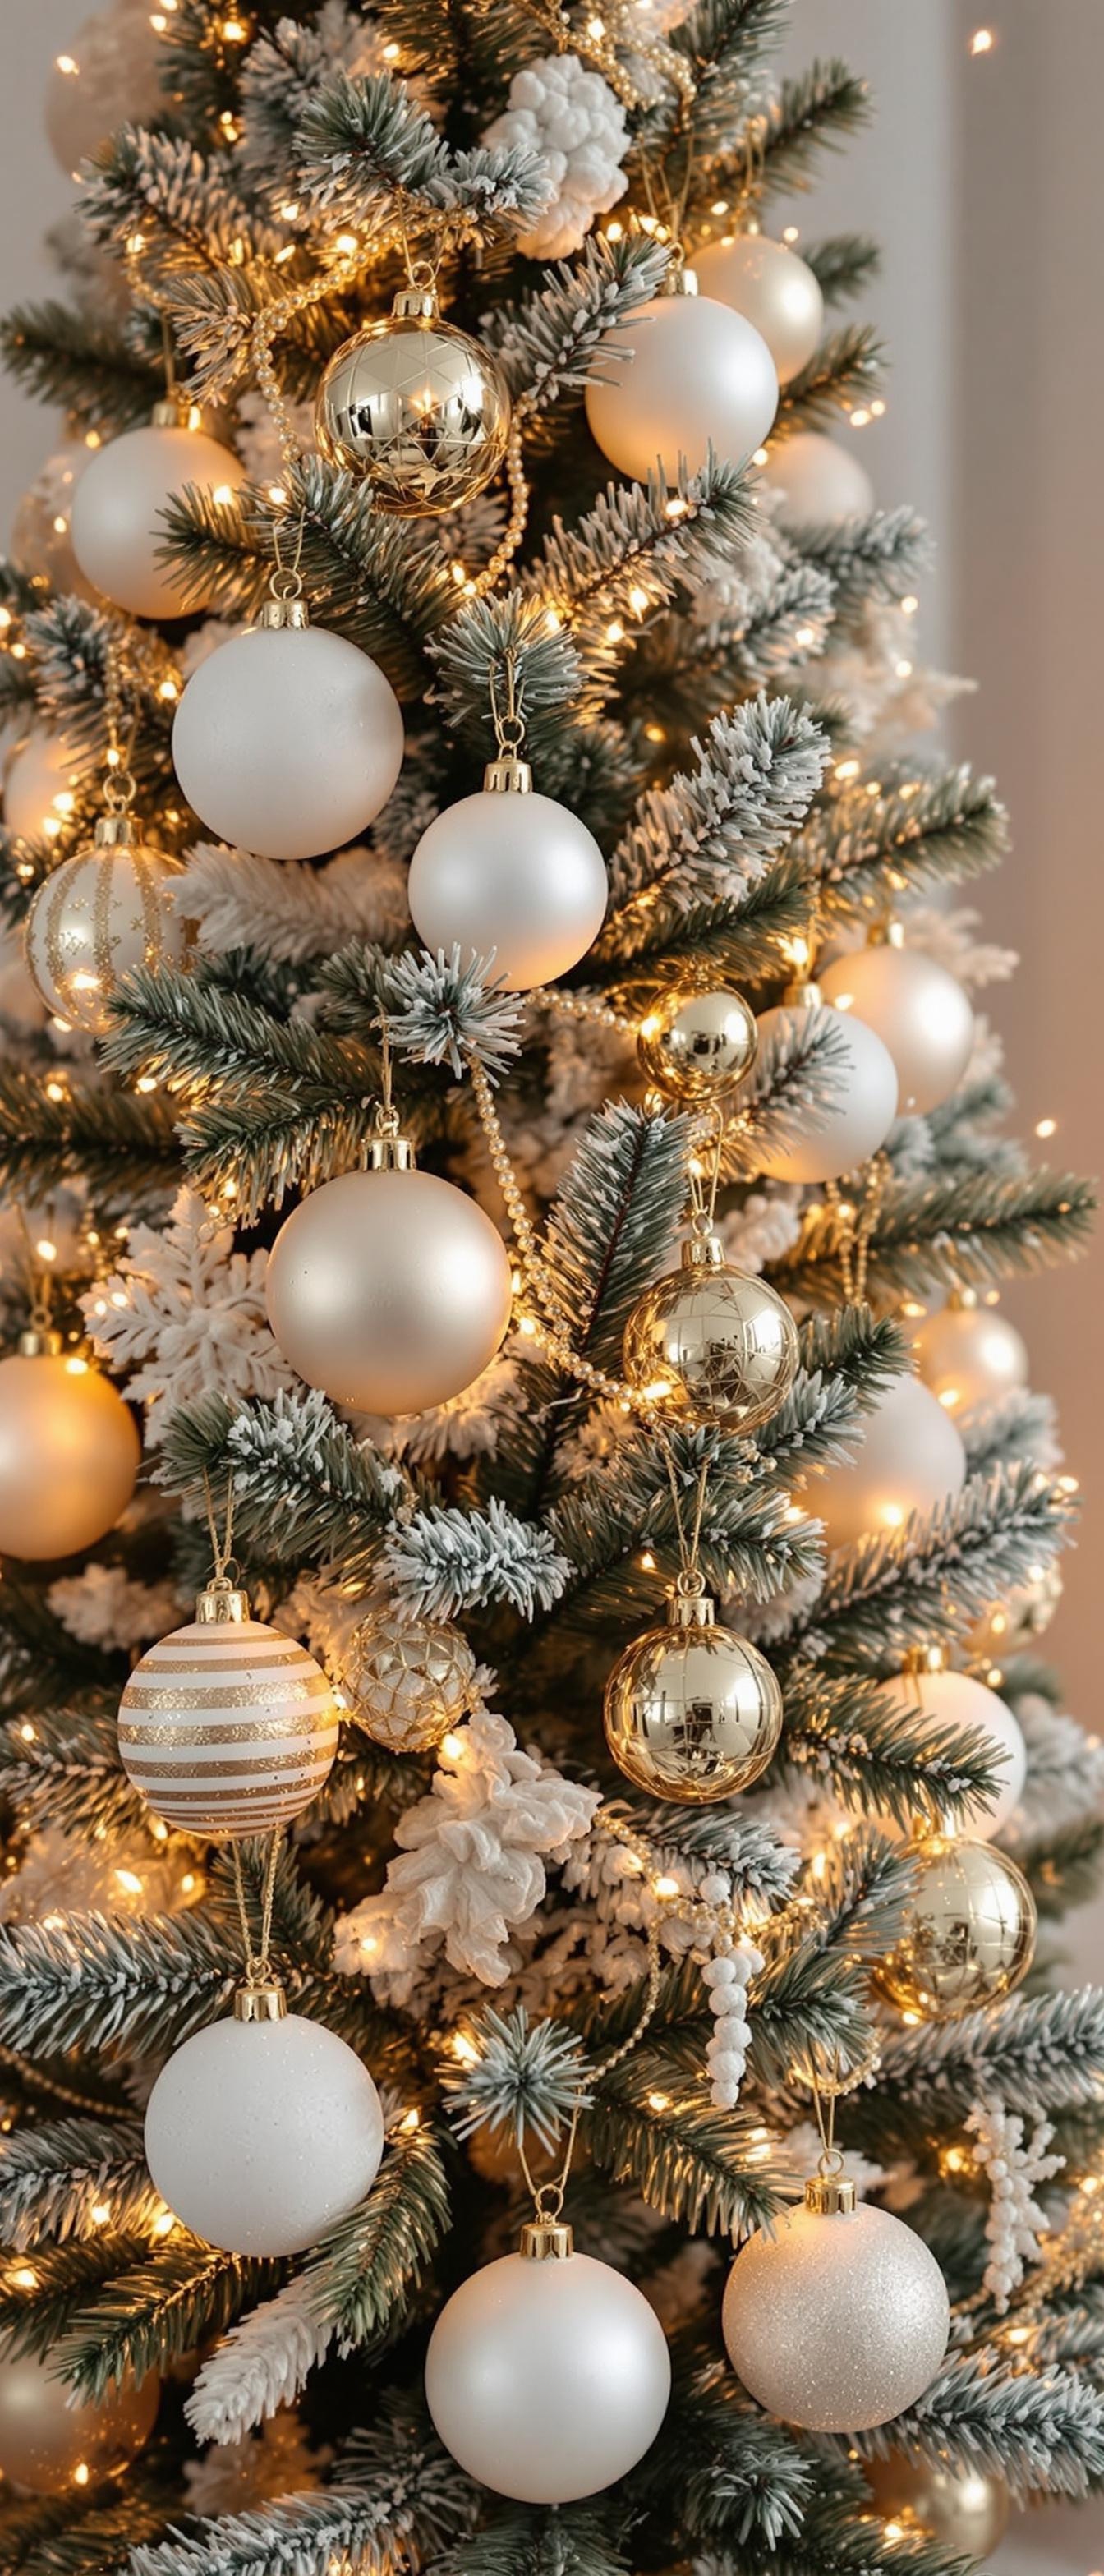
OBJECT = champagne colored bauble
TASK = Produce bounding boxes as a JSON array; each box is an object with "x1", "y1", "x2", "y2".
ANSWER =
[
  {"x1": 820, "y1": 942, "x2": 975, "y2": 1116},
  {"x1": 637, "y1": 986, "x2": 757, "y2": 1102},
  {"x1": 877, "y1": 1834, "x2": 1037, "y2": 2020},
  {"x1": 425, "y1": 2228, "x2": 671, "y2": 2502},
  {"x1": 623, "y1": 1235, "x2": 798, "y2": 1430},
  {"x1": 585, "y1": 284, "x2": 778, "y2": 483},
  {"x1": 118, "y1": 1576, "x2": 339, "y2": 1838},
  {"x1": 866, "y1": 2452, "x2": 1010, "y2": 2558},
  {"x1": 145, "y1": 1999, "x2": 384, "y2": 2256},
  {"x1": 761, "y1": 430, "x2": 875, "y2": 526},
  {"x1": 969, "y1": 1560, "x2": 1063, "y2": 1661},
  {"x1": 0, "y1": 1346, "x2": 139, "y2": 1560},
  {"x1": 172, "y1": 608, "x2": 404, "y2": 859},
  {"x1": 604, "y1": 1584, "x2": 782, "y2": 1802},
  {"x1": 70, "y1": 413, "x2": 246, "y2": 620},
  {"x1": 754, "y1": 1000, "x2": 898, "y2": 1184},
  {"x1": 913, "y1": 1294, "x2": 1028, "y2": 1414},
  {"x1": 692, "y1": 235, "x2": 824, "y2": 384},
  {"x1": 810, "y1": 1373, "x2": 966, "y2": 1554},
  {"x1": 872, "y1": 1665, "x2": 1026, "y2": 1841},
  {"x1": 266, "y1": 1159, "x2": 513, "y2": 1417},
  {"x1": 9, "y1": 438, "x2": 98, "y2": 600},
  {"x1": 25, "y1": 818, "x2": 188, "y2": 1035},
  {"x1": 4, "y1": 727, "x2": 90, "y2": 844},
  {"x1": 0, "y1": 2348, "x2": 158, "y2": 2496},
  {"x1": 722, "y1": 2186, "x2": 950, "y2": 2431},
  {"x1": 345, "y1": 1605, "x2": 477, "y2": 1753},
  {"x1": 45, "y1": 0, "x2": 165, "y2": 176},
  {"x1": 407, "y1": 771, "x2": 607, "y2": 991},
  {"x1": 315, "y1": 289, "x2": 512, "y2": 514}
]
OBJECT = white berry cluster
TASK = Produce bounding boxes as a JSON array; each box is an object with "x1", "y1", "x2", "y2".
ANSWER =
[
  {"x1": 483, "y1": 53, "x2": 629, "y2": 260},
  {"x1": 702, "y1": 1928, "x2": 762, "y2": 2110},
  {"x1": 967, "y1": 2097, "x2": 1065, "y2": 2312}
]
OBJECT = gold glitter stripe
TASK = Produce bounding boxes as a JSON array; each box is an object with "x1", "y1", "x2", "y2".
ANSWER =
[
  {"x1": 119, "y1": 1713, "x2": 338, "y2": 1746},
  {"x1": 122, "y1": 1677, "x2": 333, "y2": 1714},
  {"x1": 141, "y1": 1640, "x2": 318, "y2": 1665},
  {"x1": 133, "y1": 847, "x2": 163, "y2": 964},
  {"x1": 94, "y1": 848, "x2": 113, "y2": 990},
  {"x1": 123, "y1": 1748, "x2": 334, "y2": 1781},
  {"x1": 43, "y1": 856, "x2": 77, "y2": 1001}
]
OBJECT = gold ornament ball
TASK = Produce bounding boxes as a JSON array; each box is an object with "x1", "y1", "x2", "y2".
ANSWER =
[
  {"x1": 315, "y1": 294, "x2": 512, "y2": 516},
  {"x1": 877, "y1": 1834, "x2": 1037, "y2": 2021},
  {"x1": 637, "y1": 987, "x2": 758, "y2": 1102},
  {"x1": 25, "y1": 819, "x2": 189, "y2": 1036},
  {"x1": 0, "y1": 1347, "x2": 139, "y2": 1560},
  {"x1": 866, "y1": 2453, "x2": 1010, "y2": 2560},
  {"x1": 0, "y1": 2348, "x2": 158, "y2": 2496},
  {"x1": 604, "y1": 1585, "x2": 783, "y2": 1802},
  {"x1": 345, "y1": 1605, "x2": 477, "y2": 1753},
  {"x1": 623, "y1": 1237, "x2": 798, "y2": 1431}
]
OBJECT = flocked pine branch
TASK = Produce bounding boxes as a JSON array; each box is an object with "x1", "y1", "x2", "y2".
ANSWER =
[
  {"x1": 756, "y1": 58, "x2": 873, "y2": 199},
  {"x1": 485, "y1": 230, "x2": 670, "y2": 408},
  {"x1": 773, "y1": 1166, "x2": 1097, "y2": 1306},
  {"x1": 803, "y1": 763, "x2": 1010, "y2": 915},
  {"x1": 0, "y1": 301, "x2": 160, "y2": 435},
  {"x1": 790, "y1": 1461, "x2": 1074, "y2": 1669},
  {"x1": 80, "y1": 126, "x2": 279, "y2": 276},
  {"x1": 599, "y1": 693, "x2": 828, "y2": 954},
  {"x1": 803, "y1": 230, "x2": 881, "y2": 306}
]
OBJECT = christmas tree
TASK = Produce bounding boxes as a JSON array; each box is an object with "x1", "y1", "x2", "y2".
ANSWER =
[{"x1": 0, "y1": 2, "x2": 1098, "y2": 2568}]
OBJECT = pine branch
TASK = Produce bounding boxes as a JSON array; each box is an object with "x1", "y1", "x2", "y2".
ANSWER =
[
  {"x1": 0, "y1": 1063, "x2": 178, "y2": 1217},
  {"x1": 636, "y1": 2372, "x2": 813, "y2": 2553},
  {"x1": 157, "y1": 1389, "x2": 406, "y2": 1587},
  {"x1": 80, "y1": 126, "x2": 278, "y2": 278},
  {"x1": 438, "y1": 2505, "x2": 628, "y2": 2576},
  {"x1": 792, "y1": 1461, "x2": 1074, "y2": 1670},
  {"x1": 803, "y1": 765, "x2": 1010, "y2": 917},
  {"x1": 757, "y1": 1306, "x2": 909, "y2": 1477},
  {"x1": 57, "y1": 2234, "x2": 272, "y2": 2402},
  {"x1": 863, "y1": 1988, "x2": 1104, "y2": 2133},
  {"x1": 549, "y1": 1424, "x2": 821, "y2": 1628},
  {"x1": 427, "y1": 587, "x2": 585, "y2": 768},
  {"x1": 775, "y1": 323, "x2": 884, "y2": 436},
  {"x1": 862, "y1": 2350, "x2": 1104, "y2": 2496},
  {"x1": 803, "y1": 231, "x2": 881, "y2": 308},
  {"x1": 757, "y1": 60, "x2": 874, "y2": 200},
  {"x1": 291, "y1": 68, "x2": 549, "y2": 239},
  {"x1": 775, "y1": 1168, "x2": 1096, "y2": 1306},
  {"x1": 0, "y1": 1910, "x2": 237, "y2": 2061},
  {"x1": 777, "y1": 1665, "x2": 1005, "y2": 1832},
  {"x1": 0, "y1": 1701, "x2": 150, "y2": 1844},
  {"x1": 487, "y1": 231, "x2": 670, "y2": 407},
  {"x1": 304, "y1": 2122, "x2": 451, "y2": 2344},
  {"x1": 0, "y1": 2116, "x2": 150, "y2": 2250},
  {"x1": 587, "y1": 2070, "x2": 784, "y2": 2238},
  {"x1": 793, "y1": 504, "x2": 931, "y2": 618},
  {"x1": 0, "y1": 302, "x2": 160, "y2": 435},
  {"x1": 599, "y1": 693, "x2": 828, "y2": 959}
]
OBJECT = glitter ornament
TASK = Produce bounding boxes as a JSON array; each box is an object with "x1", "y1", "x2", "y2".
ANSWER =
[
  {"x1": 754, "y1": 988, "x2": 899, "y2": 1184},
  {"x1": 425, "y1": 2215, "x2": 671, "y2": 2502},
  {"x1": 761, "y1": 430, "x2": 875, "y2": 527},
  {"x1": 70, "y1": 402, "x2": 246, "y2": 620},
  {"x1": 0, "y1": 2348, "x2": 158, "y2": 2496},
  {"x1": 877, "y1": 1833, "x2": 1037, "y2": 2020},
  {"x1": 117, "y1": 1573, "x2": 339, "y2": 1838},
  {"x1": 25, "y1": 812, "x2": 188, "y2": 1035},
  {"x1": 4, "y1": 727, "x2": 90, "y2": 845},
  {"x1": 865, "y1": 2454, "x2": 1010, "y2": 2559},
  {"x1": 872, "y1": 1652, "x2": 1026, "y2": 1841},
  {"x1": 345, "y1": 1604, "x2": 477, "y2": 1753},
  {"x1": 637, "y1": 987, "x2": 757, "y2": 1102},
  {"x1": 315, "y1": 282, "x2": 512, "y2": 515},
  {"x1": 623, "y1": 1230, "x2": 798, "y2": 1429},
  {"x1": 722, "y1": 2169, "x2": 950, "y2": 2431},
  {"x1": 913, "y1": 1288, "x2": 1028, "y2": 1414},
  {"x1": 604, "y1": 1580, "x2": 782, "y2": 1802},
  {"x1": 811, "y1": 1372, "x2": 966, "y2": 1553},
  {"x1": 821, "y1": 931, "x2": 975, "y2": 1116},
  {"x1": 407, "y1": 752, "x2": 607, "y2": 991},
  {"x1": 692, "y1": 234, "x2": 824, "y2": 384},
  {"x1": 0, "y1": 1331, "x2": 140, "y2": 1560},
  {"x1": 585, "y1": 270, "x2": 778, "y2": 484}
]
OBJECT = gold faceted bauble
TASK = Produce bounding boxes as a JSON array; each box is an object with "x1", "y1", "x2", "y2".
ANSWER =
[
  {"x1": 603, "y1": 1583, "x2": 783, "y2": 1801},
  {"x1": 623, "y1": 1235, "x2": 799, "y2": 1429},
  {"x1": 637, "y1": 987, "x2": 757, "y2": 1102},
  {"x1": 0, "y1": 1346, "x2": 140, "y2": 1560},
  {"x1": 344, "y1": 1605, "x2": 477, "y2": 1753},
  {"x1": 0, "y1": 2347, "x2": 158, "y2": 2495},
  {"x1": 25, "y1": 817, "x2": 189, "y2": 1035},
  {"x1": 315, "y1": 289, "x2": 512, "y2": 516},
  {"x1": 865, "y1": 2453, "x2": 1010, "y2": 2559},
  {"x1": 877, "y1": 1834, "x2": 1036, "y2": 2021},
  {"x1": 117, "y1": 1576, "x2": 340, "y2": 1837}
]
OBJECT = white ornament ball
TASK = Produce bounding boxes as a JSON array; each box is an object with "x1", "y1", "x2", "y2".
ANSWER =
[
  {"x1": 145, "y1": 2007, "x2": 384, "y2": 2256},
  {"x1": 722, "y1": 2198, "x2": 950, "y2": 2431},
  {"x1": 407, "y1": 785, "x2": 607, "y2": 990},
  {"x1": 25, "y1": 830, "x2": 189, "y2": 1036},
  {"x1": 4, "y1": 728, "x2": 91, "y2": 844},
  {"x1": 761, "y1": 430, "x2": 875, "y2": 527},
  {"x1": 426, "y1": 2246, "x2": 671, "y2": 2501},
  {"x1": 692, "y1": 235, "x2": 824, "y2": 384},
  {"x1": 913, "y1": 1298, "x2": 1028, "y2": 1413},
  {"x1": 45, "y1": 0, "x2": 165, "y2": 176},
  {"x1": 585, "y1": 289, "x2": 778, "y2": 484},
  {"x1": 118, "y1": 1590, "x2": 340, "y2": 1837},
  {"x1": 873, "y1": 1666, "x2": 1026, "y2": 1839},
  {"x1": 754, "y1": 1000, "x2": 898, "y2": 1184},
  {"x1": 811, "y1": 1372, "x2": 967, "y2": 1553},
  {"x1": 70, "y1": 420, "x2": 247, "y2": 621},
  {"x1": 172, "y1": 619, "x2": 404, "y2": 859},
  {"x1": 266, "y1": 1165, "x2": 513, "y2": 1416},
  {"x1": 9, "y1": 439, "x2": 98, "y2": 600},
  {"x1": 820, "y1": 944, "x2": 975, "y2": 1116}
]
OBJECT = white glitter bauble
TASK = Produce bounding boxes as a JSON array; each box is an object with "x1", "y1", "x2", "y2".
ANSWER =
[
  {"x1": 407, "y1": 781, "x2": 607, "y2": 991},
  {"x1": 821, "y1": 943, "x2": 975, "y2": 1116},
  {"x1": 118, "y1": 1578, "x2": 339, "y2": 1838},
  {"x1": 723, "y1": 2197, "x2": 949, "y2": 2431},
  {"x1": 872, "y1": 1665, "x2": 1026, "y2": 1840},
  {"x1": 25, "y1": 821, "x2": 188, "y2": 1035},
  {"x1": 761, "y1": 430, "x2": 875, "y2": 526},
  {"x1": 4, "y1": 728, "x2": 91, "y2": 844},
  {"x1": 70, "y1": 418, "x2": 246, "y2": 620},
  {"x1": 0, "y1": 2348, "x2": 159, "y2": 2495},
  {"x1": 754, "y1": 1000, "x2": 899, "y2": 1184},
  {"x1": 145, "y1": 2007, "x2": 384, "y2": 2256},
  {"x1": 172, "y1": 615, "x2": 404, "y2": 859},
  {"x1": 913, "y1": 1296, "x2": 1028, "y2": 1414},
  {"x1": 425, "y1": 2241, "x2": 671, "y2": 2501},
  {"x1": 692, "y1": 236, "x2": 824, "y2": 384},
  {"x1": 585, "y1": 288, "x2": 778, "y2": 483},
  {"x1": 810, "y1": 1373, "x2": 967, "y2": 1553}
]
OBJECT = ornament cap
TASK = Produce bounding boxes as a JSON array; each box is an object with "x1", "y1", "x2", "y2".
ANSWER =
[
  {"x1": 947, "y1": 1285, "x2": 980, "y2": 1312},
  {"x1": 483, "y1": 755, "x2": 533, "y2": 796},
  {"x1": 233, "y1": 1980, "x2": 288, "y2": 2023},
  {"x1": 900, "y1": 1643, "x2": 949, "y2": 1678},
  {"x1": 682, "y1": 1230, "x2": 725, "y2": 1272},
  {"x1": 868, "y1": 916, "x2": 905, "y2": 950},
  {"x1": 667, "y1": 1580, "x2": 717, "y2": 1632},
  {"x1": 367, "y1": 1130, "x2": 416, "y2": 1171},
  {"x1": 93, "y1": 812, "x2": 140, "y2": 849},
  {"x1": 16, "y1": 1325, "x2": 62, "y2": 1358},
  {"x1": 661, "y1": 261, "x2": 700, "y2": 299},
  {"x1": 782, "y1": 976, "x2": 824, "y2": 1010},
  {"x1": 258, "y1": 596, "x2": 310, "y2": 631},
  {"x1": 804, "y1": 2169, "x2": 857, "y2": 2216},
  {"x1": 391, "y1": 283, "x2": 439, "y2": 323},
  {"x1": 150, "y1": 396, "x2": 207, "y2": 432},
  {"x1": 519, "y1": 2215, "x2": 574, "y2": 2261},
  {"x1": 196, "y1": 1573, "x2": 251, "y2": 1625}
]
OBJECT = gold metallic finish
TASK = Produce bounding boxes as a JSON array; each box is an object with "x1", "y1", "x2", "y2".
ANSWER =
[
  {"x1": 196, "y1": 1580, "x2": 251, "y2": 1624},
  {"x1": 637, "y1": 987, "x2": 758, "y2": 1102},
  {"x1": 315, "y1": 309, "x2": 513, "y2": 516},
  {"x1": 258, "y1": 596, "x2": 309, "y2": 630},
  {"x1": 900, "y1": 1644, "x2": 949, "y2": 1678},
  {"x1": 16, "y1": 1327, "x2": 62, "y2": 1358},
  {"x1": 623, "y1": 1254, "x2": 799, "y2": 1429},
  {"x1": 122, "y1": 1746, "x2": 335, "y2": 1780},
  {"x1": 93, "y1": 814, "x2": 138, "y2": 849},
  {"x1": 120, "y1": 1674, "x2": 332, "y2": 1711},
  {"x1": 519, "y1": 2217, "x2": 574, "y2": 2261},
  {"x1": 804, "y1": 2172, "x2": 856, "y2": 2216},
  {"x1": 345, "y1": 1606, "x2": 477, "y2": 1753},
  {"x1": 865, "y1": 2454, "x2": 1010, "y2": 2559},
  {"x1": 119, "y1": 1712, "x2": 337, "y2": 1746},
  {"x1": 876, "y1": 1834, "x2": 1037, "y2": 2021},
  {"x1": 667, "y1": 1585, "x2": 716, "y2": 1632},
  {"x1": 234, "y1": 1980, "x2": 288, "y2": 2023},
  {"x1": 25, "y1": 835, "x2": 187, "y2": 1037},
  {"x1": 151, "y1": 397, "x2": 208, "y2": 431},
  {"x1": 604, "y1": 1609, "x2": 783, "y2": 1802},
  {"x1": 483, "y1": 756, "x2": 533, "y2": 795},
  {"x1": 366, "y1": 1132, "x2": 415, "y2": 1171}
]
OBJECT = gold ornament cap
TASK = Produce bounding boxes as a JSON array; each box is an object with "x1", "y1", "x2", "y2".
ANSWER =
[
  {"x1": 948, "y1": 1285, "x2": 980, "y2": 1312},
  {"x1": 900, "y1": 1643, "x2": 949, "y2": 1678},
  {"x1": 804, "y1": 2169, "x2": 857, "y2": 2216},
  {"x1": 519, "y1": 2215, "x2": 574, "y2": 2261},
  {"x1": 196, "y1": 1572, "x2": 251, "y2": 1625},
  {"x1": 682, "y1": 1231, "x2": 724, "y2": 1272},
  {"x1": 93, "y1": 813, "x2": 140, "y2": 850},
  {"x1": 151, "y1": 396, "x2": 207, "y2": 431},
  {"x1": 781, "y1": 976, "x2": 824, "y2": 1010},
  {"x1": 16, "y1": 1325, "x2": 62, "y2": 1358},
  {"x1": 483, "y1": 756, "x2": 533, "y2": 796},
  {"x1": 258, "y1": 596, "x2": 310, "y2": 631},
  {"x1": 868, "y1": 916, "x2": 905, "y2": 950},
  {"x1": 367, "y1": 1129, "x2": 416, "y2": 1171},
  {"x1": 391, "y1": 283, "x2": 439, "y2": 323},
  {"x1": 661, "y1": 261, "x2": 700, "y2": 298},
  {"x1": 234, "y1": 1980, "x2": 288, "y2": 2023},
  {"x1": 667, "y1": 1580, "x2": 717, "y2": 1632}
]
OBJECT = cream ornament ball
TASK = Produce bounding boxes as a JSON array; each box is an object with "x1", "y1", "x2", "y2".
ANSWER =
[
  {"x1": 172, "y1": 600, "x2": 404, "y2": 859},
  {"x1": 25, "y1": 814, "x2": 188, "y2": 1036},
  {"x1": 913, "y1": 1291, "x2": 1028, "y2": 1414},
  {"x1": 753, "y1": 996, "x2": 898, "y2": 1184},
  {"x1": 820, "y1": 938, "x2": 975, "y2": 1116},
  {"x1": 0, "y1": 2348, "x2": 159, "y2": 2496},
  {"x1": 692, "y1": 234, "x2": 824, "y2": 384},
  {"x1": 70, "y1": 406, "x2": 247, "y2": 621},
  {"x1": 760, "y1": 430, "x2": 876, "y2": 527},
  {"x1": 407, "y1": 759, "x2": 607, "y2": 991},
  {"x1": 117, "y1": 1572, "x2": 339, "y2": 1838},
  {"x1": 585, "y1": 277, "x2": 779, "y2": 485},
  {"x1": 722, "y1": 2174, "x2": 950, "y2": 2432},
  {"x1": 0, "y1": 1336, "x2": 140, "y2": 1561},
  {"x1": 872, "y1": 1663, "x2": 1026, "y2": 1840},
  {"x1": 4, "y1": 727, "x2": 91, "y2": 845},
  {"x1": 9, "y1": 438, "x2": 98, "y2": 600},
  {"x1": 809, "y1": 1372, "x2": 966, "y2": 1554}
]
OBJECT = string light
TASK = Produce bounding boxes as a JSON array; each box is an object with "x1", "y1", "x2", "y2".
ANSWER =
[{"x1": 968, "y1": 25, "x2": 996, "y2": 53}]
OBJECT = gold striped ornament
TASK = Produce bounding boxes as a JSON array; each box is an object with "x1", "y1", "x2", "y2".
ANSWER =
[
  {"x1": 25, "y1": 812, "x2": 189, "y2": 1036},
  {"x1": 118, "y1": 1576, "x2": 339, "y2": 1838}
]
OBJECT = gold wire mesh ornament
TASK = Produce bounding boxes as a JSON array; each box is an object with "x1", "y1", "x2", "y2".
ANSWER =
[
  {"x1": 876, "y1": 1833, "x2": 1037, "y2": 2021},
  {"x1": 603, "y1": 1576, "x2": 783, "y2": 1802},
  {"x1": 343, "y1": 1604, "x2": 477, "y2": 1753},
  {"x1": 637, "y1": 987, "x2": 758, "y2": 1102},
  {"x1": 623, "y1": 1230, "x2": 799, "y2": 1429},
  {"x1": 314, "y1": 278, "x2": 513, "y2": 516}
]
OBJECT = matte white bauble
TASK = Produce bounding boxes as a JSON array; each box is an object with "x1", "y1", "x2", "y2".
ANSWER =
[
  {"x1": 761, "y1": 430, "x2": 875, "y2": 527},
  {"x1": 820, "y1": 943, "x2": 975, "y2": 1116},
  {"x1": 144, "y1": 2006, "x2": 384, "y2": 2256},
  {"x1": 407, "y1": 780, "x2": 608, "y2": 990},
  {"x1": 692, "y1": 235, "x2": 824, "y2": 384},
  {"x1": 754, "y1": 1000, "x2": 898, "y2": 1184},
  {"x1": 585, "y1": 288, "x2": 779, "y2": 483},
  {"x1": 810, "y1": 1373, "x2": 967, "y2": 1553},
  {"x1": 425, "y1": 2240, "x2": 671, "y2": 2501},
  {"x1": 723, "y1": 2196, "x2": 949, "y2": 2431},
  {"x1": 872, "y1": 1665, "x2": 1026, "y2": 1839},
  {"x1": 70, "y1": 417, "x2": 247, "y2": 620},
  {"x1": 172, "y1": 614, "x2": 404, "y2": 858},
  {"x1": 4, "y1": 728, "x2": 90, "y2": 844},
  {"x1": 913, "y1": 1296, "x2": 1028, "y2": 1414}
]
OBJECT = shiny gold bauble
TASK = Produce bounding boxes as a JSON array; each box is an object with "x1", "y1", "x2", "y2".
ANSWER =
[
  {"x1": 877, "y1": 1834, "x2": 1036, "y2": 2021},
  {"x1": 0, "y1": 2348, "x2": 158, "y2": 2495},
  {"x1": 25, "y1": 816, "x2": 189, "y2": 1036},
  {"x1": 0, "y1": 1341, "x2": 140, "y2": 1560},
  {"x1": 344, "y1": 1605, "x2": 477, "y2": 1753},
  {"x1": 623, "y1": 1235, "x2": 799, "y2": 1430},
  {"x1": 865, "y1": 2453, "x2": 1010, "y2": 2559},
  {"x1": 604, "y1": 1583, "x2": 783, "y2": 1801},
  {"x1": 637, "y1": 987, "x2": 758, "y2": 1102},
  {"x1": 315, "y1": 287, "x2": 512, "y2": 516}
]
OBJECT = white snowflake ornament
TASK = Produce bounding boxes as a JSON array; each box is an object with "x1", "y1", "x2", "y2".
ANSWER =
[
  {"x1": 80, "y1": 1187, "x2": 298, "y2": 1439},
  {"x1": 483, "y1": 54, "x2": 628, "y2": 260}
]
